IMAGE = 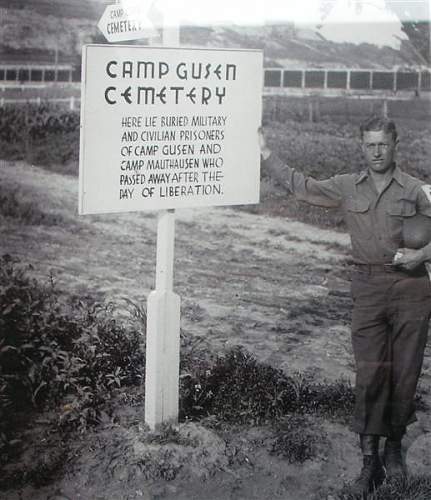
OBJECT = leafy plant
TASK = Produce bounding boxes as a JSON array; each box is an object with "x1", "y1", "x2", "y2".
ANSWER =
[
  {"x1": 180, "y1": 346, "x2": 355, "y2": 425},
  {"x1": 0, "y1": 254, "x2": 145, "y2": 455}
]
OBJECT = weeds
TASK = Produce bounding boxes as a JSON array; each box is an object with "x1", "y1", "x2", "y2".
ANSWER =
[
  {"x1": 373, "y1": 475, "x2": 431, "y2": 499},
  {"x1": 336, "y1": 474, "x2": 431, "y2": 499},
  {"x1": 0, "y1": 255, "x2": 145, "y2": 456},
  {"x1": 180, "y1": 347, "x2": 355, "y2": 425},
  {"x1": 269, "y1": 414, "x2": 327, "y2": 464}
]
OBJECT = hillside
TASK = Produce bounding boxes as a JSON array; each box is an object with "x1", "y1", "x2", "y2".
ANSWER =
[
  {"x1": 0, "y1": 0, "x2": 426, "y2": 68},
  {"x1": 0, "y1": 0, "x2": 105, "y2": 20}
]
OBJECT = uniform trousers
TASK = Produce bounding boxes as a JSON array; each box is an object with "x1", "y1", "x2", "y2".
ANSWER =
[{"x1": 350, "y1": 266, "x2": 431, "y2": 437}]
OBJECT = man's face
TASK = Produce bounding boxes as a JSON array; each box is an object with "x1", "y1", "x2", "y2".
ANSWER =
[{"x1": 362, "y1": 130, "x2": 397, "y2": 173}]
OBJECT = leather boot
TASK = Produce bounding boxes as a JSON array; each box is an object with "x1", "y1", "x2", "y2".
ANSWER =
[
  {"x1": 349, "y1": 435, "x2": 385, "y2": 497},
  {"x1": 384, "y1": 438, "x2": 406, "y2": 478}
]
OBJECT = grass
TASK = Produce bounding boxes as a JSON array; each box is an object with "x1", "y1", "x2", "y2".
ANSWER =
[
  {"x1": 0, "y1": 187, "x2": 66, "y2": 226},
  {"x1": 269, "y1": 414, "x2": 328, "y2": 464},
  {"x1": 335, "y1": 474, "x2": 431, "y2": 499}
]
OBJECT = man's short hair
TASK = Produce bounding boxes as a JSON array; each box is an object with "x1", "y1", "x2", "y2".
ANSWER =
[{"x1": 360, "y1": 116, "x2": 398, "y2": 142}]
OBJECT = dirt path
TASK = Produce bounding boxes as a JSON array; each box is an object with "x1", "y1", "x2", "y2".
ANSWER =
[{"x1": 1, "y1": 161, "x2": 431, "y2": 500}]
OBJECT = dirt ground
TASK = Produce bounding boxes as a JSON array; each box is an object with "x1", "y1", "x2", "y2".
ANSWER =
[{"x1": 1, "y1": 161, "x2": 431, "y2": 500}]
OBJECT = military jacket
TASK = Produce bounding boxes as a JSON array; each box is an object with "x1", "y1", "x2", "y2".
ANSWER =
[{"x1": 263, "y1": 153, "x2": 431, "y2": 264}]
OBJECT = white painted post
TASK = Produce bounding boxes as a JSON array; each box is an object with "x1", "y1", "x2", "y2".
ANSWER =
[
  {"x1": 145, "y1": 209, "x2": 180, "y2": 428},
  {"x1": 145, "y1": 16, "x2": 181, "y2": 430},
  {"x1": 70, "y1": 96, "x2": 75, "y2": 111}
]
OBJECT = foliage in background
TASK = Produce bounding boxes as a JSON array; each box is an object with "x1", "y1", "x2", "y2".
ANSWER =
[
  {"x1": 0, "y1": 104, "x2": 79, "y2": 172},
  {"x1": 0, "y1": 254, "x2": 145, "y2": 458}
]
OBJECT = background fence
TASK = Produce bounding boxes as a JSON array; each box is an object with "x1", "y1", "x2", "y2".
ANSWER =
[
  {"x1": 0, "y1": 64, "x2": 79, "y2": 84},
  {"x1": 1, "y1": 65, "x2": 430, "y2": 118},
  {"x1": 264, "y1": 67, "x2": 431, "y2": 94}
]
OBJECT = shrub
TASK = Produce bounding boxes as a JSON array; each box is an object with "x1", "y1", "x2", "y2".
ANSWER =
[
  {"x1": 180, "y1": 347, "x2": 355, "y2": 425},
  {"x1": 0, "y1": 254, "x2": 145, "y2": 454}
]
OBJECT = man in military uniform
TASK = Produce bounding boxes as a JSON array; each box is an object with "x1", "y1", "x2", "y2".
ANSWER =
[{"x1": 259, "y1": 116, "x2": 431, "y2": 495}]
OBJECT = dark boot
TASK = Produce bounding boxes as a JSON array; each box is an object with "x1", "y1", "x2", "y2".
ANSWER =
[
  {"x1": 349, "y1": 435, "x2": 385, "y2": 497},
  {"x1": 384, "y1": 438, "x2": 406, "y2": 478}
]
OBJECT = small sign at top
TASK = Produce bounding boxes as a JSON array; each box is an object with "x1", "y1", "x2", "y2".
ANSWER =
[{"x1": 98, "y1": 3, "x2": 158, "y2": 43}]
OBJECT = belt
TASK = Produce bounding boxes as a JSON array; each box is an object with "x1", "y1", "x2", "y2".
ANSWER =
[{"x1": 351, "y1": 263, "x2": 427, "y2": 276}]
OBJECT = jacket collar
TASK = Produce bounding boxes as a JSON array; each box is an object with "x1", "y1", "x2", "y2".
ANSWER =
[{"x1": 355, "y1": 163, "x2": 404, "y2": 187}]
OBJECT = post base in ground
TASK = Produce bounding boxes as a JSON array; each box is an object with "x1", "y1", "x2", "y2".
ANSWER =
[{"x1": 145, "y1": 289, "x2": 181, "y2": 430}]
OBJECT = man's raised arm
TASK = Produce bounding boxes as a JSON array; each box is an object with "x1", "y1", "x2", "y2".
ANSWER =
[{"x1": 258, "y1": 126, "x2": 345, "y2": 209}]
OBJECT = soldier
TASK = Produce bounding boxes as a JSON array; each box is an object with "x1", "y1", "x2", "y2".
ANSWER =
[{"x1": 259, "y1": 116, "x2": 431, "y2": 496}]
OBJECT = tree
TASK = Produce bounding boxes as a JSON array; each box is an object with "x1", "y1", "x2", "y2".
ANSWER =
[
  {"x1": 400, "y1": 20, "x2": 430, "y2": 64},
  {"x1": 385, "y1": 1, "x2": 430, "y2": 64}
]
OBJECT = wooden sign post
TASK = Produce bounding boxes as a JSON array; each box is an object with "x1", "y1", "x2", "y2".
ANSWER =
[
  {"x1": 80, "y1": 5, "x2": 263, "y2": 431},
  {"x1": 145, "y1": 19, "x2": 181, "y2": 429}
]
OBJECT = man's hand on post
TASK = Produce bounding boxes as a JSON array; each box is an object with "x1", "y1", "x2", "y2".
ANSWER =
[{"x1": 258, "y1": 126, "x2": 271, "y2": 161}]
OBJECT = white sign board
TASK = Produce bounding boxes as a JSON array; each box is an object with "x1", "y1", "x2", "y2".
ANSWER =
[
  {"x1": 98, "y1": 4, "x2": 158, "y2": 43},
  {"x1": 79, "y1": 45, "x2": 263, "y2": 214}
]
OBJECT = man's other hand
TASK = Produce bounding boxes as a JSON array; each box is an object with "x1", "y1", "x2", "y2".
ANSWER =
[
  {"x1": 393, "y1": 248, "x2": 426, "y2": 271},
  {"x1": 258, "y1": 126, "x2": 271, "y2": 160}
]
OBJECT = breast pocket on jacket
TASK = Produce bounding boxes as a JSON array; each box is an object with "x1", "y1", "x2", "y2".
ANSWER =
[
  {"x1": 387, "y1": 197, "x2": 417, "y2": 242},
  {"x1": 344, "y1": 198, "x2": 372, "y2": 240}
]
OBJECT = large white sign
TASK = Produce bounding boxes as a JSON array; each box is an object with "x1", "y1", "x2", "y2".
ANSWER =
[
  {"x1": 79, "y1": 45, "x2": 263, "y2": 214},
  {"x1": 97, "y1": 4, "x2": 158, "y2": 43}
]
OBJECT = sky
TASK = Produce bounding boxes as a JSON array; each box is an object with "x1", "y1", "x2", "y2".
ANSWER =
[{"x1": 118, "y1": 0, "x2": 429, "y2": 49}]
